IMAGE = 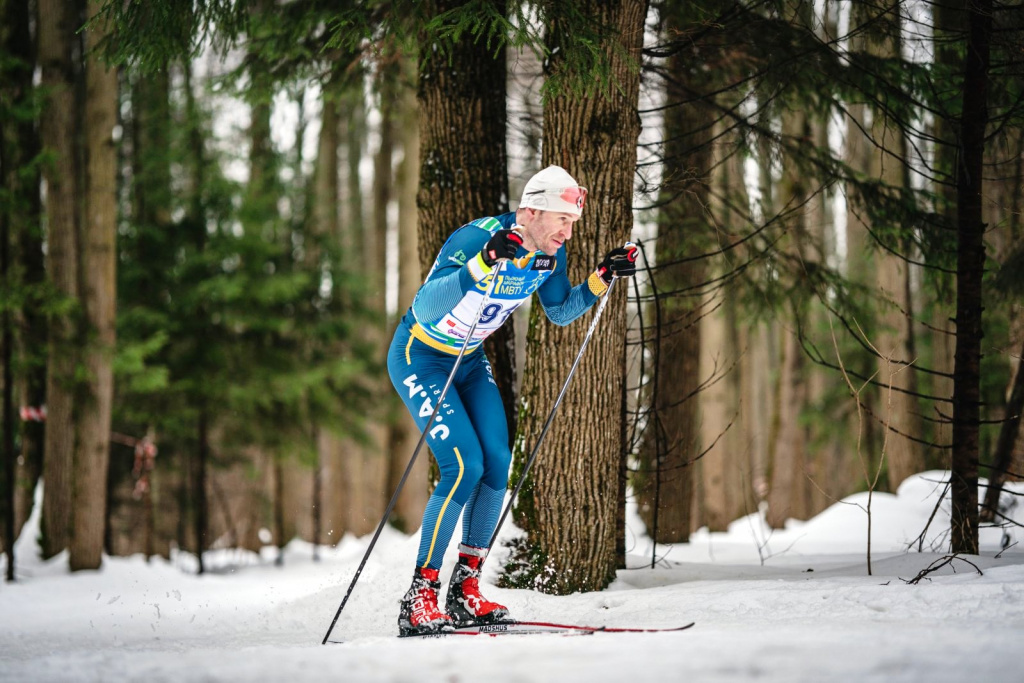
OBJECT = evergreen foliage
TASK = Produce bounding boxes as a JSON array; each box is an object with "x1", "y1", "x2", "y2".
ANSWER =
[{"x1": 2, "y1": 0, "x2": 1019, "y2": 577}]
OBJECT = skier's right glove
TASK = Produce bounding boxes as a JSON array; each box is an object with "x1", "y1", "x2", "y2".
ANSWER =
[{"x1": 480, "y1": 229, "x2": 524, "y2": 268}]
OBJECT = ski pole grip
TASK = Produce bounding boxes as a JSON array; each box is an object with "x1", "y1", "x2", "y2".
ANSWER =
[{"x1": 624, "y1": 241, "x2": 637, "y2": 262}]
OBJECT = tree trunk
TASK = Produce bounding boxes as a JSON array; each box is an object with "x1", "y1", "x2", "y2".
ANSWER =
[
  {"x1": 274, "y1": 459, "x2": 285, "y2": 566},
  {"x1": 38, "y1": 0, "x2": 80, "y2": 559},
  {"x1": 310, "y1": 79, "x2": 342, "y2": 544},
  {"x1": 866, "y1": 2, "x2": 924, "y2": 490},
  {"x1": 980, "y1": 338, "x2": 1024, "y2": 522},
  {"x1": 842, "y1": 3, "x2": 884, "y2": 492},
  {"x1": 1, "y1": 107, "x2": 14, "y2": 581},
  {"x1": 111, "y1": 63, "x2": 172, "y2": 561},
  {"x1": 1, "y1": 0, "x2": 40, "y2": 580},
  {"x1": 766, "y1": 104, "x2": 811, "y2": 529},
  {"x1": 388, "y1": 65, "x2": 429, "y2": 530},
  {"x1": 70, "y1": 0, "x2": 118, "y2": 571},
  {"x1": 417, "y1": 1, "x2": 513, "y2": 451},
  {"x1": 635, "y1": 5, "x2": 714, "y2": 540},
  {"x1": 951, "y1": 0, "x2": 993, "y2": 555},
  {"x1": 329, "y1": 87, "x2": 367, "y2": 534},
  {"x1": 514, "y1": 0, "x2": 646, "y2": 593},
  {"x1": 195, "y1": 411, "x2": 209, "y2": 574},
  {"x1": 699, "y1": 122, "x2": 751, "y2": 531},
  {"x1": 345, "y1": 61, "x2": 394, "y2": 535},
  {"x1": 930, "y1": 0, "x2": 966, "y2": 466}
]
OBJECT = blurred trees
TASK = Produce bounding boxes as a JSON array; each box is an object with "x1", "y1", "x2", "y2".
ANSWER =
[{"x1": 1, "y1": 0, "x2": 1021, "y2": 581}]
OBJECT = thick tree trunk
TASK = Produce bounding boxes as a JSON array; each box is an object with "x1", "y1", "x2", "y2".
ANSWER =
[
  {"x1": 514, "y1": 0, "x2": 646, "y2": 593},
  {"x1": 70, "y1": 0, "x2": 118, "y2": 571},
  {"x1": 38, "y1": 0, "x2": 80, "y2": 559},
  {"x1": 417, "y1": 1, "x2": 514, "y2": 451},
  {"x1": 951, "y1": 0, "x2": 992, "y2": 555},
  {"x1": 417, "y1": 1, "x2": 509, "y2": 271}
]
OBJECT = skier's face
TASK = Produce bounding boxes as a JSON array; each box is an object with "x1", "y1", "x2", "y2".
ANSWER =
[{"x1": 519, "y1": 209, "x2": 580, "y2": 255}]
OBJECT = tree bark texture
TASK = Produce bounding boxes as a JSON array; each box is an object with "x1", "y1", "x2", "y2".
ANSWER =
[
  {"x1": 514, "y1": 0, "x2": 647, "y2": 593},
  {"x1": 417, "y1": 0, "x2": 510, "y2": 269},
  {"x1": 951, "y1": 0, "x2": 992, "y2": 555},
  {"x1": 70, "y1": 0, "x2": 118, "y2": 571},
  {"x1": 38, "y1": 0, "x2": 80, "y2": 559},
  {"x1": 417, "y1": 0, "x2": 515, "y2": 448}
]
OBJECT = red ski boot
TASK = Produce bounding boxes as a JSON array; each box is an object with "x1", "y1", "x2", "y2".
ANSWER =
[
  {"x1": 398, "y1": 567, "x2": 454, "y2": 637},
  {"x1": 445, "y1": 544, "x2": 510, "y2": 626}
]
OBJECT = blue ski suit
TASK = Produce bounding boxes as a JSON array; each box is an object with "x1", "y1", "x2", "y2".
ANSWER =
[{"x1": 386, "y1": 211, "x2": 608, "y2": 569}]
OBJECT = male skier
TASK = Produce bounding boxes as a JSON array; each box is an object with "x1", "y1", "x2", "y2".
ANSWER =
[{"x1": 386, "y1": 165, "x2": 638, "y2": 636}]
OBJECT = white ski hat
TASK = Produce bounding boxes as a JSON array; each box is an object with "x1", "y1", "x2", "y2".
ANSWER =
[{"x1": 519, "y1": 165, "x2": 588, "y2": 216}]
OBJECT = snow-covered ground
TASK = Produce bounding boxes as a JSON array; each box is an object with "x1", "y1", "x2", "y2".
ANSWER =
[{"x1": 3, "y1": 471, "x2": 1023, "y2": 682}]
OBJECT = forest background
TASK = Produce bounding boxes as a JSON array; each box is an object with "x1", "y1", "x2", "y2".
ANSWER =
[{"x1": 1, "y1": 0, "x2": 1022, "y2": 593}]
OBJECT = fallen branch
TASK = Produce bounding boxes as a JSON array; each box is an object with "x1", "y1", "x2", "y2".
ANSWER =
[{"x1": 901, "y1": 554, "x2": 984, "y2": 585}]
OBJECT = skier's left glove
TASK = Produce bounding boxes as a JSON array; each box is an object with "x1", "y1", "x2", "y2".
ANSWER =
[{"x1": 596, "y1": 243, "x2": 638, "y2": 284}]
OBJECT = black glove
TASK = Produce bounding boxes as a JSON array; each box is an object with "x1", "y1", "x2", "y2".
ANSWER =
[
  {"x1": 597, "y1": 244, "x2": 638, "y2": 284},
  {"x1": 481, "y1": 229, "x2": 524, "y2": 267}
]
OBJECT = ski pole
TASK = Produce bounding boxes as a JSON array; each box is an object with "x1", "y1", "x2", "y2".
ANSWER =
[
  {"x1": 321, "y1": 262, "x2": 505, "y2": 645},
  {"x1": 487, "y1": 256, "x2": 629, "y2": 552}
]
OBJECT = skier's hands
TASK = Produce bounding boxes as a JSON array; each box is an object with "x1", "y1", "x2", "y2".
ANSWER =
[
  {"x1": 596, "y1": 243, "x2": 638, "y2": 284},
  {"x1": 481, "y1": 229, "x2": 524, "y2": 268}
]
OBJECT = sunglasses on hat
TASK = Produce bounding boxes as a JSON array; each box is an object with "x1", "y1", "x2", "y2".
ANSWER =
[{"x1": 525, "y1": 186, "x2": 588, "y2": 211}]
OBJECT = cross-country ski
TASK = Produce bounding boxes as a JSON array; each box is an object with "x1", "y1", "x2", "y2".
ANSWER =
[
  {"x1": 389, "y1": 620, "x2": 696, "y2": 639},
  {"x1": 2, "y1": 1, "x2": 1022, "y2": 682}
]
